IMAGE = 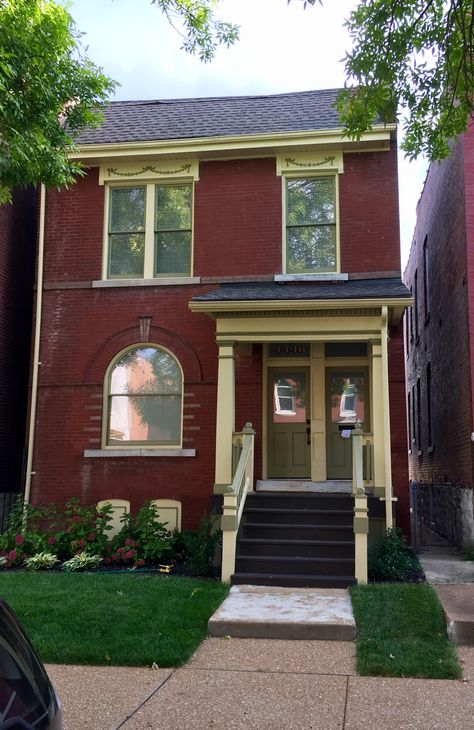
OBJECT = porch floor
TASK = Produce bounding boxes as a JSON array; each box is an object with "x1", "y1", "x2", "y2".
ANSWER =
[{"x1": 256, "y1": 479, "x2": 352, "y2": 493}]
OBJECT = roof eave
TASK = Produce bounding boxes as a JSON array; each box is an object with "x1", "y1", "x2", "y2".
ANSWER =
[{"x1": 70, "y1": 125, "x2": 397, "y2": 164}]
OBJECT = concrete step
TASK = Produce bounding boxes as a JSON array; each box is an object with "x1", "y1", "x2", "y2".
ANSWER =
[
  {"x1": 433, "y1": 584, "x2": 474, "y2": 645},
  {"x1": 207, "y1": 584, "x2": 356, "y2": 640}
]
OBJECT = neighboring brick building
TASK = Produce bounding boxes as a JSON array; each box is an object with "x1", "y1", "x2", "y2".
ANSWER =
[
  {"x1": 27, "y1": 90, "x2": 410, "y2": 582},
  {"x1": 0, "y1": 189, "x2": 37, "y2": 497},
  {"x1": 405, "y1": 126, "x2": 474, "y2": 549}
]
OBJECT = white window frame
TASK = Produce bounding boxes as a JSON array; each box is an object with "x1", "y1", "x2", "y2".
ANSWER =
[
  {"x1": 282, "y1": 172, "x2": 340, "y2": 276},
  {"x1": 102, "y1": 343, "x2": 185, "y2": 450},
  {"x1": 102, "y1": 180, "x2": 194, "y2": 281}
]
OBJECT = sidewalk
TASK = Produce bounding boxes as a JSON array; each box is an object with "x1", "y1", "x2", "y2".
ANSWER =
[
  {"x1": 46, "y1": 638, "x2": 474, "y2": 730},
  {"x1": 419, "y1": 550, "x2": 474, "y2": 644}
]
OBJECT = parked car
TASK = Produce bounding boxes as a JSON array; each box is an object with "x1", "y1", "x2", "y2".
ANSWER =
[{"x1": 0, "y1": 599, "x2": 61, "y2": 729}]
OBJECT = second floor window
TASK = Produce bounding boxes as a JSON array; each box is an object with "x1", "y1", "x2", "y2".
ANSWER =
[
  {"x1": 107, "y1": 183, "x2": 193, "y2": 279},
  {"x1": 285, "y1": 176, "x2": 337, "y2": 274}
]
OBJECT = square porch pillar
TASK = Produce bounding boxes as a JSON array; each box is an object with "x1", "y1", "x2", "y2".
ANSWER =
[{"x1": 214, "y1": 340, "x2": 235, "y2": 491}]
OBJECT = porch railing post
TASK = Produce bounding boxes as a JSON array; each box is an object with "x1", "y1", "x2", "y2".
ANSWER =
[{"x1": 352, "y1": 423, "x2": 368, "y2": 584}]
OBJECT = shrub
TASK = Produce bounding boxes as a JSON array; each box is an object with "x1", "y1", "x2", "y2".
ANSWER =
[
  {"x1": 43, "y1": 497, "x2": 113, "y2": 561},
  {"x1": 24, "y1": 552, "x2": 59, "y2": 571},
  {"x1": 109, "y1": 501, "x2": 171, "y2": 567},
  {"x1": 0, "y1": 498, "x2": 46, "y2": 565},
  {"x1": 170, "y1": 514, "x2": 221, "y2": 577},
  {"x1": 62, "y1": 552, "x2": 102, "y2": 572},
  {"x1": 369, "y1": 527, "x2": 423, "y2": 582}
]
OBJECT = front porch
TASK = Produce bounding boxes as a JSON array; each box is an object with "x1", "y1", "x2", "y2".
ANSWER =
[{"x1": 189, "y1": 279, "x2": 411, "y2": 585}]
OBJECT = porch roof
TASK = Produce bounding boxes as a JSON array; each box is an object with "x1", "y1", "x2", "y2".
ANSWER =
[{"x1": 191, "y1": 277, "x2": 410, "y2": 303}]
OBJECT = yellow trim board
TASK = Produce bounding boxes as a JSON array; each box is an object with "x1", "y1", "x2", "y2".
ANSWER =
[
  {"x1": 189, "y1": 297, "x2": 412, "y2": 324},
  {"x1": 70, "y1": 126, "x2": 395, "y2": 163}
]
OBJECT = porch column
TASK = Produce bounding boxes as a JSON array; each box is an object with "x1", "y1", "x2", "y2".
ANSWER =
[
  {"x1": 370, "y1": 338, "x2": 386, "y2": 497},
  {"x1": 214, "y1": 340, "x2": 235, "y2": 491},
  {"x1": 381, "y1": 306, "x2": 394, "y2": 528}
]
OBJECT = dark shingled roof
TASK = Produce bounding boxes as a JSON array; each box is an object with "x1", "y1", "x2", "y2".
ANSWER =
[
  {"x1": 192, "y1": 278, "x2": 410, "y2": 303},
  {"x1": 75, "y1": 88, "x2": 344, "y2": 145}
]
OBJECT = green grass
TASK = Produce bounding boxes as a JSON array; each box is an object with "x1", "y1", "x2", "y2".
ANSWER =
[
  {"x1": 0, "y1": 572, "x2": 229, "y2": 667},
  {"x1": 351, "y1": 583, "x2": 462, "y2": 679}
]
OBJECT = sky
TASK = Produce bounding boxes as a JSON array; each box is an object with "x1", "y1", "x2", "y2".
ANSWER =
[{"x1": 67, "y1": 0, "x2": 428, "y2": 268}]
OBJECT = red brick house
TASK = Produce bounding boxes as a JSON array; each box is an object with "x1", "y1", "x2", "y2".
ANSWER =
[
  {"x1": 0, "y1": 189, "x2": 36, "y2": 508},
  {"x1": 26, "y1": 89, "x2": 410, "y2": 584},
  {"x1": 405, "y1": 125, "x2": 474, "y2": 550}
]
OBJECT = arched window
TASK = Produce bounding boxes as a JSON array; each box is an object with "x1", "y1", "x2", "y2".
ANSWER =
[{"x1": 106, "y1": 346, "x2": 183, "y2": 446}]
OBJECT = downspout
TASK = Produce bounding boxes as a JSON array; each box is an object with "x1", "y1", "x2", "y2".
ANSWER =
[
  {"x1": 24, "y1": 183, "x2": 46, "y2": 506},
  {"x1": 381, "y1": 305, "x2": 394, "y2": 528}
]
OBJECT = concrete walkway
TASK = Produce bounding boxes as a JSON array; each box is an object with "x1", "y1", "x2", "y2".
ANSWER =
[
  {"x1": 419, "y1": 550, "x2": 474, "y2": 645},
  {"x1": 47, "y1": 639, "x2": 474, "y2": 729}
]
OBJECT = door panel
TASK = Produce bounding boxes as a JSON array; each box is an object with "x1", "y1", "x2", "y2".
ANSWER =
[
  {"x1": 326, "y1": 368, "x2": 368, "y2": 479},
  {"x1": 268, "y1": 368, "x2": 310, "y2": 478}
]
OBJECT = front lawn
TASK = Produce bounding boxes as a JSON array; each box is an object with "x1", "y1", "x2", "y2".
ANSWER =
[
  {"x1": 0, "y1": 572, "x2": 228, "y2": 667},
  {"x1": 351, "y1": 583, "x2": 461, "y2": 679}
]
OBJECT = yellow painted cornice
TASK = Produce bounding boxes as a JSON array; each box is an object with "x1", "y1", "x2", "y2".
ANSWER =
[
  {"x1": 70, "y1": 125, "x2": 396, "y2": 163},
  {"x1": 189, "y1": 295, "x2": 411, "y2": 325}
]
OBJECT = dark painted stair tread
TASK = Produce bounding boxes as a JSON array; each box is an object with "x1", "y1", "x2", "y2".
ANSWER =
[
  {"x1": 238, "y1": 538, "x2": 354, "y2": 547},
  {"x1": 231, "y1": 572, "x2": 356, "y2": 588}
]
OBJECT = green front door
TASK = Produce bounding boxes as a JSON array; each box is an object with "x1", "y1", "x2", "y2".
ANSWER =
[{"x1": 268, "y1": 368, "x2": 311, "y2": 478}]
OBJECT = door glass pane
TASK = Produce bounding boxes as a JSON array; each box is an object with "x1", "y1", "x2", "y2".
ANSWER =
[
  {"x1": 330, "y1": 373, "x2": 365, "y2": 425},
  {"x1": 273, "y1": 373, "x2": 306, "y2": 424}
]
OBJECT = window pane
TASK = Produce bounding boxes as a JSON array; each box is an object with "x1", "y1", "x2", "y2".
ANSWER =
[
  {"x1": 287, "y1": 178, "x2": 335, "y2": 226},
  {"x1": 110, "y1": 187, "x2": 145, "y2": 232},
  {"x1": 155, "y1": 184, "x2": 192, "y2": 230},
  {"x1": 108, "y1": 347, "x2": 182, "y2": 445},
  {"x1": 155, "y1": 232, "x2": 191, "y2": 275},
  {"x1": 109, "y1": 395, "x2": 181, "y2": 444},
  {"x1": 108, "y1": 233, "x2": 145, "y2": 278},
  {"x1": 273, "y1": 373, "x2": 306, "y2": 423},
  {"x1": 110, "y1": 347, "x2": 181, "y2": 395},
  {"x1": 287, "y1": 225, "x2": 336, "y2": 273},
  {"x1": 330, "y1": 374, "x2": 365, "y2": 425}
]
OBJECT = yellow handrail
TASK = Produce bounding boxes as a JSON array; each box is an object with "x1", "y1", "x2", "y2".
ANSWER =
[{"x1": 220, "y1": 422, "x2": 255, "y2": 582}]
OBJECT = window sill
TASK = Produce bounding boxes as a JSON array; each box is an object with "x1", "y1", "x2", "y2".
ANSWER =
[
  {"x1": 92, "y1": 277, "x2": 201, "y2": 288},
  {"x1": 84, "y1": 448, "x2": 196, "y2": 458},
  {"x1": 274, "y1": 273, "x2": 348, "y2": 282}
]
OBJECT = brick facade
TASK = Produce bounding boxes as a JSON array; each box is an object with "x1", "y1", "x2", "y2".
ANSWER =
[
  {"x1": 404, "y1": 127, "x2": 474, "y2": 547},
  {"x1": 31, "y1": 143, "x2": 408, "y2": 530}
]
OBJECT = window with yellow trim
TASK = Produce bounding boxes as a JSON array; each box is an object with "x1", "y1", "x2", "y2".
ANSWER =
[
  {"x1": 106, "y1": 346, "x2": 183, "y2": 446},
  {"x1": 285, "y1": 176, "x2": 337, "y2": 273},
  {"x1": 107, "y1": 183, "x2": 193, "y2": 279}
]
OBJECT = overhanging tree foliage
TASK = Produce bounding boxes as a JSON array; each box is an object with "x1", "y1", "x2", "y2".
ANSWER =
[
  {"x1": 0, "y1": 0, "x2": 116, "y2": 203},
  {"x1": 297, "y1": 0, "x2": 474, "y2": 160}
]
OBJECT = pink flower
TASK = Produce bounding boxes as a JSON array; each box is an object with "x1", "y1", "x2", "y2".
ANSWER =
[
  {"x1": 47, "y1": 536, "x2": 56, "y2": 545},
  {"x1": 14, "y1": 534, "x2": 24, "y2": 546},
  {"x1": 77, "y1": 539, "x2": 85, "y2": 548},
  {"x1": 126, "y1": 550, "x2": 135, "y2": 559},
  {"x1": 71, "y1": 515, "x2": 81, "y2": 523},
  {"x1": 87, "y1": 532, "x2": 96, "y2": 542},
  {"x1": 125, "y1": 538, "x2": 133, "y2": 546},
  {"x1": 7, "y1": 550, "x2": 16, "y2": 562}
]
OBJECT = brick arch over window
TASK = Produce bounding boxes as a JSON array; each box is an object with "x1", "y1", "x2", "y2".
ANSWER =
[{"x1": 83, "y1": 325, "x2": 203, "y2": 384}]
